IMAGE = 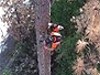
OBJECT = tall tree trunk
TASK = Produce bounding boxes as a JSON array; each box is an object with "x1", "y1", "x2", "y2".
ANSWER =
[{"x1": 34, "y1": 0, "x2": 51, "y2": 75}]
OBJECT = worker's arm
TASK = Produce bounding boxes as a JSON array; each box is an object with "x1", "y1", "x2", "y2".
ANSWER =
[
  {"x1": 44, "y1": 45, "x2": 54, "y2": 51},
  {"x1": 44, "y1": 42, "x2": 60, "y2": 51}
]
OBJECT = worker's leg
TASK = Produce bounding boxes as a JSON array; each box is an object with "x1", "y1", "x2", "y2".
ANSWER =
[{"x1": 44, "y1": 36, "x2": 52, "y2": 45}]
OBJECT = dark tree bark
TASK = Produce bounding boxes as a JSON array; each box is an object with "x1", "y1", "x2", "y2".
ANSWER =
[{"x1": 34, "y1": 0, "x2": 51, "y2": 75}]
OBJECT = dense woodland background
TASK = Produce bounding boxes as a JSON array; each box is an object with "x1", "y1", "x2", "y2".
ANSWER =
[{"x1": 1, "y1": 0, "x2": 100, "y2": 75}]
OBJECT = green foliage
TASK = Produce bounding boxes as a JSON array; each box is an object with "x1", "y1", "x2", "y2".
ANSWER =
[
  {"x1": 2, "y1": 69, "x2": 12, "y2": 75},
  {"x1": 51, "y1": 0, "x2": 86, "y2": 75},
  {"x1": 54, "y1": 34, "x2": 80, "y2": 75},
  {"x1": 51, "y1": 0, "x2": 86, "y2": 35}
]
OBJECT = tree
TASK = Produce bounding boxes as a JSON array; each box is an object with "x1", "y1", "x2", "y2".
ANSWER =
[
  {"x1": 34, "y1": 0, "x2": 51, "y2": 75},
  {"x1": 0, "y1": 0, "x2": 52, "y2": 75}
]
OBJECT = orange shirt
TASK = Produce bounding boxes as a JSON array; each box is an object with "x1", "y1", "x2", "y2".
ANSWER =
[
  {"x1": 51, "y1": 42, "x2": 60, "y2": 49},
  {"x1": 53, "y1": 27, "x2": 59, "y2": 32}
]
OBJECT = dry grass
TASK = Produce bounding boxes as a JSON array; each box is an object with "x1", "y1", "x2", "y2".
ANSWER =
[
  {"x1": 73, "y1": 57, "x2": 85, "y2": 75},
  {"x1": 89, "y1": 67, "x2": 100, "y2": 75},
  {"x1": 76, "y1": 39, "x2": 88, "y2": 53}
]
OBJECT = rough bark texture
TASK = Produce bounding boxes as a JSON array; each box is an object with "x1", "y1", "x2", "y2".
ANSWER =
[{"x1": 34, "y1": 0, "x2": 51, "y2": 75}]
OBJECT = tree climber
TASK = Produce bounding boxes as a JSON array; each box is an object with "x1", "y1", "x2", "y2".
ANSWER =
[
  {"x1": 44, "y1": 32, "x2": 62, "y2": 51},
  {"x1": 44, "y1": 23, "x2": 64, "y2": 51}
]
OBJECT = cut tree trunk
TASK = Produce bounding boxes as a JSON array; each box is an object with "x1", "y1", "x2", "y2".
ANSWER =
[{"x1": 34, "y1": 0, "x2": 51, "y2": 75}]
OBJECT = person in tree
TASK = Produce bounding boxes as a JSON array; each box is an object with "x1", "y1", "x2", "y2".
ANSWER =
[
  {"x1": 44, "y1": 32, "x2": 62, "y2": 51},
  {"x1": 44, "y1": 23, "x2": 64, "y2": 51}
]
